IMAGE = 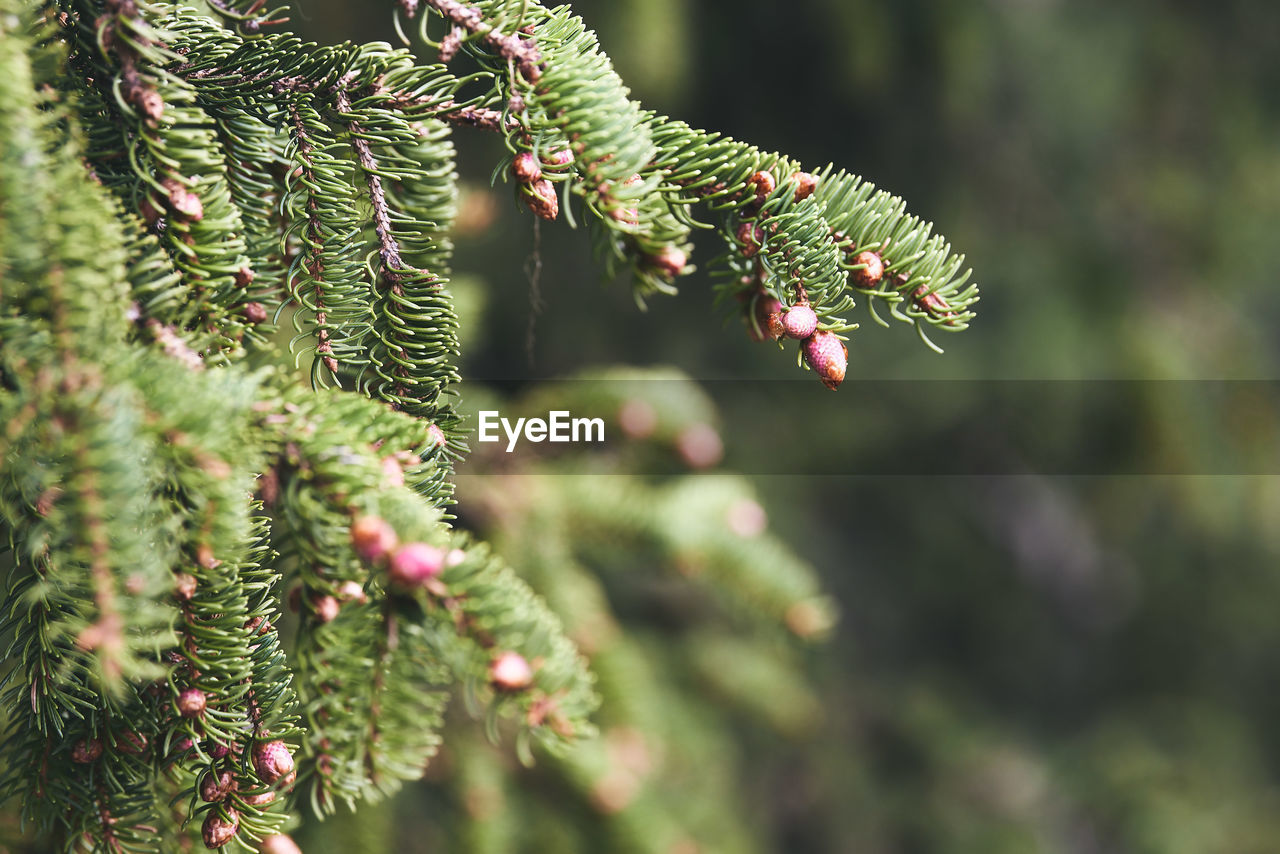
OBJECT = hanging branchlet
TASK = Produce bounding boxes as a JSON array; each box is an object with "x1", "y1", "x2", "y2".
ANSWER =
[{"x1": 259, "y1": 390, "x2": 596, "y2": 814}]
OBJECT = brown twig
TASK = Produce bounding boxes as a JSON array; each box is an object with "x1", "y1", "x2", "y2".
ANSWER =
[
  {"x1": 420, "y1": 0, "x2": 543, "y2": 82},
  {"x1": 335, "y1": 86, "x2": 407, "y2": 283}
]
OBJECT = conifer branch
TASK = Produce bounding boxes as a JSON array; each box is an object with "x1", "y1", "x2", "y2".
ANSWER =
[
  {"x1": 420, "y1": 0, "x2": 544, "y2": 82},
  {"x1": 2, "y1": 0, "x2": 975, "y2": 847}
]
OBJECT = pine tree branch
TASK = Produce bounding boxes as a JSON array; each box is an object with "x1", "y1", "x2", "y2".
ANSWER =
[
  {"x1": 420, "y1": 0, "x2": 543, "y2": 82},
  {"x1": 334, "y1": 85, "x2": 411, "y2": 284}
]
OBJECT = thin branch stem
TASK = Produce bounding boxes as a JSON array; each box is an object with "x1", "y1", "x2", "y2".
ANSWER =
[{"x1": 420, "y1": 0, "x2": 543, "y2": 82}]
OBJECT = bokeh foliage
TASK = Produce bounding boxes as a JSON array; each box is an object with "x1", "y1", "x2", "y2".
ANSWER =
[{"x1": 292, "y1": 0, "x2": 1280, "y2": 852}]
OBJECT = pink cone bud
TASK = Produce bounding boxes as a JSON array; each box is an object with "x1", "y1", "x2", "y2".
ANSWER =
[
  {"x1": 524, "y1": 179, "x2": 559, "y2": 220},
  {"x1": 175, "y1": 572, "x2": 198, "y2": 602},
  {"x1": 802, "y1": 331, "x2": 848, "y2": 391},
  {"x1": 259, "y1": 834, "x2": 303, "y2": 854},
  {"x1": 489, "y1": 651, "x2": 534, "y2": 691},
  {"x1": 750, "y1": 294, "x2": 784, "y2": 341},
  {"x1": 138, "y1": 195, "x2": 162, "y2": 226},
  {"x1": 676, "y1": 423, "x2": 723, "y2": 469},
  {"x1": 851, "y1": 250, "x2": 884, "y2": 289},
  {"x1": 351, "y1": 516, "x2": 397, "y2": 563},
  {"x1": 312, "y1": 594, "x2": 339, "y2": 624},
  {"x1": 617, "y1": 398, "x2": 657, "y2": 438},
  {"x1": 177, "y1": 688, "x2": 207, "y2": 718},
  {"x1": 726, "y1": 499, "x2": 768, "y2": 537},
  {"x1": 388, "y1": 543, "x2": 445, "y2": 589},
  {"x1": 381, "y1": 455, "x2": 405, "y2": 488},
  {"x1": 162, "y1": 178, "x2": 204, "y2": 222},
  {"x1": 200, "y1": 769, "x2": 234, "y2": 803},
  {"x1": 72, "y1": 738, "x2": 103, "y2": 764},
  {"x1": 117, "y1": 730, "x2": 148, "y2": 755},
  {"x1": 337, "y1": 580, "x2": 368, "y2": 603},
  {"x1": 202, "y1": 808, "x2": 239, "y2": 849},
  {"x1": 610, "y1": 205, "x2": 639, "y2": 227},
  {"x1": 543, "y1": 148, "x2": 573, "y2": 167},
  {"x1": 747, "y1": 169, "x2": 776, "y2": 200},
  {"x1": 736, "y1": 222, "x2": 764, "y2": 257},
  {"x1": 792, "y1": 171, "x2": 818, "y2": 201},
  {"x1": 512, "y1": 152, "x2": 542, "y2": 183},
  {"x1": 252, "y1": 740, "x2": 296, "y2": 787},
  {"x1": 648, "y1": 247, "x2": 687, "y2": 278},
  {"x1": 241, "y1": 788, "x2": 275, "y2": 807},
  {"x1": 782, "y1": 304, "x2": 818, "y2": 339}
]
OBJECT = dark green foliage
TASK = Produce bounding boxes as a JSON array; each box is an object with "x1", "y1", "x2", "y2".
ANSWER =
[{"x1": 1, "y1": 0, "x2": 976, "y2": 850}]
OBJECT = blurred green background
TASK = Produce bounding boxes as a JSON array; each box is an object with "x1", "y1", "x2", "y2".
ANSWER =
[{"x1": 288, "y1": 1, "x2": 1280, "y2": 851}]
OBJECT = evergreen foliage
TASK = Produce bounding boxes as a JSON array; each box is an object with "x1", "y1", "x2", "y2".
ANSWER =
[{"x1": 0, "y1": 0, "x2": 975, "y2": 850}]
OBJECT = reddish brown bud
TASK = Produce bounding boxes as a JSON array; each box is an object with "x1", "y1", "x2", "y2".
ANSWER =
[
  {"x1": 177, "y1": 688, "x2": 207, "y2": 718},
  {"x1": 72, "y1": 738, "x2": 103, "y2": 764},
  {"x1": 259, "y1": 834, "x2": 303, "y2": 854},
  {"x1": 792, "y1": 171, "x2": 818, "y2": 201},
  {"x1": 242, "y1": 302, "x2": 268, "y2": 324},
  {"x1": 747, "y1": 169, "x2": 776, "y2": 200},
  {"x1": 200, "y1": 769, "x2": 235, "y2": 803},
  {"x1": 162, "y1": 178, "x2": 204, "y2": 222},
  {"x1": 241, "y1": 788, "x2": 276, "y2": 807},
  {"x1": 234, "y1": 267, "x2": 255, "y2": 288},
  {"x1": 208, "y1": 741, "x2": 233, "y2": 760},
  {"x1": 351, "y1": 516, "x2": 398, "y2": 564},
  {"x1": 174, "y1": 573, "x2": 198, "y2": 602},
  {"x1": 851, "y1": 250, "x2": 884, "y2": 289},
  {"x1": 426, "y1": 423, "x2": 447, "y2": 450},
  {"x1": 610, "y1": 204, "x2": 639, "y2": 227},
  {"x1": 647, "y1": 247, "x2": 687, "y2": 278},
  {"x1": 489, "y1": 651, "x2": 534, "y2": 691},
  {"x1": 914, "y1": 285, "x2": 956, "y2": 322},
  {"x1": 138, "y1": 195, "x2": 162, "y2": 226},
  {"x1": 617, "y1": 398, "x2": 657, "y2": 438},
  {"x1": 802, "y1": 331, "x2": 848, "y2": 391},
  {"x1": 252, "y1": 740, "x2": 296, "y2": 787},
  {"x1": 750, "y1": 294, "x2": 784, "y2": 341},
  {"x1": 785, "y1": 599, "x2": 834, "y2": 639},
  {"x1": 524, "y1": 179, "x2": 559, "y2": 220},
  {"x1": 337, "y1": 580, "x2": 368, "y2": 603},
  {"x1": 311, "y1": 594, "x2": 339, "y2": 624},
  {"x1": 736, "y1": 222, "x2": 764, "y2": 257},
  {"x1": 782, "y1": 304, "x2": 818, "y2": 340},
  {"x1": 726, "y1": 499, "x2": 768, "y2": 537},
  {"x1": 512, "y1": 152, "x2": 542, "y2": 183},
  {"x1": 381, "y1": 455, "x2": 405, "y2": 488},
  {"x1": 439, "y1": 26, "x2": 462, "y2": 62},
  {"x1": 117, "y1": 730, "x2": 148, "y2": 755},
  {"x1": 137, "y1": 89, "x2": 165, "y2": 124},
  {"x1": 542, "y1": 148, "x2": 573, "y2": 167},
  {"x1": 202, "y1": 808, "x2": 239, "y2": 849},
  {"x1": 675, "y1": 423, "x2": 724, "y2": 469},
  {"x1": 388, "y1": 543, "x2": 445, "y2": 589}
]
